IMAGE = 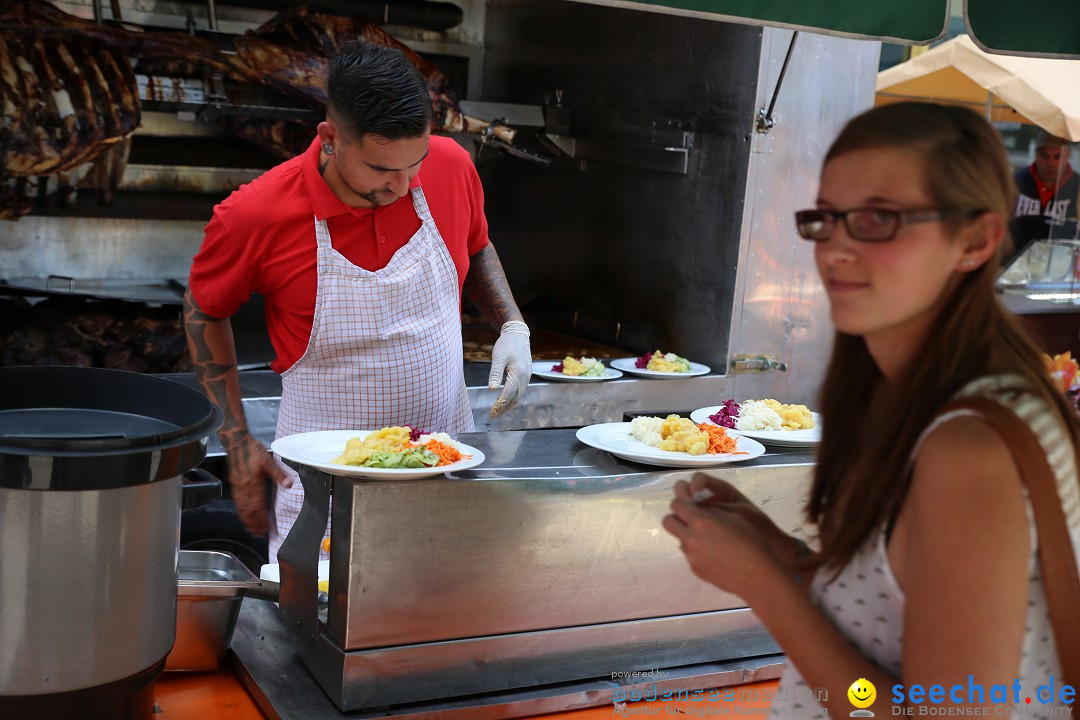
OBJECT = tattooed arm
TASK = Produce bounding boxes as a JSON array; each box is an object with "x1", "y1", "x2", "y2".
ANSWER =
[
  {"x1": 463, "y1": 243, "x2": 531, "y2": 416},
  {"x1": 183, "y1": 288, "x2": 287, "y2": 536},
  {"x1": 462, "y1": 243, "x2": 524, "y2": 328}
]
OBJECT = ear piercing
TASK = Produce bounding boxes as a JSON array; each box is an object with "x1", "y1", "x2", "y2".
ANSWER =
[
  {"x1": 960, "y1": 259, "x2": 976, "y2": 269},
  {"x1": 322, "y1": 144, "x2": 335, "y2": 155}
]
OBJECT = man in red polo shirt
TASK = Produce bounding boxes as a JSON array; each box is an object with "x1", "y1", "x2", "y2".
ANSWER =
[{"x1": 184, "y1": 41, "x2": 531, "y2": 561}]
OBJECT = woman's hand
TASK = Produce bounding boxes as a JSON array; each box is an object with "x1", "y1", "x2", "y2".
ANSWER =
[
  {"x1": 681, "y1": 473, "x2": 808, "y2": 562},
  {"x1": 662, "y1": 472, "x2": 806, "y2": 600}
]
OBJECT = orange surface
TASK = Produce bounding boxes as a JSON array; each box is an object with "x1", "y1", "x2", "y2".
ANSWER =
[
  {"x1": 154, "y1": 670, "x2": 266, "y2": 719},
  {"x1": 153, "y1": 670, "x2": 780, "y2": 720},
  {"x1": 528, "y1": 679, "x2": 782, "y2": 719}
]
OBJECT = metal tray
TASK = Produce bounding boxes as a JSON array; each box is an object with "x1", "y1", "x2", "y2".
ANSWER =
[
  {"x1": 177, "y1": 549, "x2": 261, "y2": 597},
  {"x1": 168, "y1": 550, "x2": 261, "y2": 671}
]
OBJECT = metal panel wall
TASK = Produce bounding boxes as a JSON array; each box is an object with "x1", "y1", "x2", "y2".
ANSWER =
[
  {"x1": 726, "y1": 29, "x2": 880, "y2": 406},
  {"x1": 1, "y1": 217, "x2": 204, "y2": 280},
  {"x1": 477, "y1": 0, "x2": 762, "y2": 370}
]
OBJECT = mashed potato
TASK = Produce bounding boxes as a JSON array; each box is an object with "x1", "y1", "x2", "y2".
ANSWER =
[
  {"x1": 646, "y1": 351, "x2": 691, "y2": 373},
  {"x1": 559, "y1": 356, "x2": 605, "y2": 377},
  {"x1": 736, "y1": 399, "x2": 815, "y2": 431},
  {"x1": 629, "y1": 414, "x2": 708, "y2": 455},
  {"x1": 735, "y1": 401, "x2": 783, "y2": 431},
  {"x1": 331, "y1": 426, "x2": 411, "y2": 465}
]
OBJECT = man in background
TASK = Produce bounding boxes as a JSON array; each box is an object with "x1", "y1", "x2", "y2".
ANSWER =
[{"x1": 1010, "y1": 130, "x2": 1078, "y2": 265}]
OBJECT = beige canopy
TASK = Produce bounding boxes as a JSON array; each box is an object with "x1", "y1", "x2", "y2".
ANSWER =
[{"x1": 875, "y1": 34, "x2": 1080, "y2": 141}]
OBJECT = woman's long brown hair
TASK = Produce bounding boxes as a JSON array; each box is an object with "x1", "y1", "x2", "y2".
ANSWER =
[{"x1": 807, "y1": 103, "x2": 1080, "y2": 572}]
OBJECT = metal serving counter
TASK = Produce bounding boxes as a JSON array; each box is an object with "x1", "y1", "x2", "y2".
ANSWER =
[
  {"x1": 248, "y1": 428, "x2": 814, "y2": 717},
  {"x1": 231, "y1": 600, "x2": 786, "y2": 720},
  {"x1": 166, "y1": 368, "x2": 737, "y2": 441}
]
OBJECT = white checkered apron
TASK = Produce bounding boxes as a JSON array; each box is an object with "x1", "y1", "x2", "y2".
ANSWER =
[{"x1": 269, "y1": 186, "x2": 474, "y2": 562}]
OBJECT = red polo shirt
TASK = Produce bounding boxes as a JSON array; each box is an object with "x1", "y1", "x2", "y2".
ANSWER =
[
  {"x1": 1028, "y1": 163, "x2": 1076, "y2": 207},
  {"x1": 189, "y1": 135, "x2": 489, "y2": 373}
]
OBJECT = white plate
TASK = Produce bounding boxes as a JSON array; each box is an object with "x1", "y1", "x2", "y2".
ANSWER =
[
  {"x1": 260, "y1": 561, "x2": 329, "y2": 584},
  {"x1": 532, "y1": 360, "x2": 623, "y2": 382},
  {"x1": 689, "y1": 407, "x2": 823, "y2": 447},
  {"x1": 575, "y1": 422, "x2": 765, "y2": 468},
  {"x1": 610, "y1": 357, "x2": 711, "y2": 379},
  {"x1": 271, "y1": 430, "x2": 486, "y2": 479}
]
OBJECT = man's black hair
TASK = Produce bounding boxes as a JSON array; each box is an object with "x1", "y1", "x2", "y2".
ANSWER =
[{"x1": 327, "y1": 40, "x2": 432, "y2": 141}]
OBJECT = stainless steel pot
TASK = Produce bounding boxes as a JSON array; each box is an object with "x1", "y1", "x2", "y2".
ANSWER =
[{"x1": 0, "y1": 367, "x2": 221, "y2": 716}]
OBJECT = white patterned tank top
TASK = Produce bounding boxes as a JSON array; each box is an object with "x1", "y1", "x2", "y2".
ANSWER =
[{"x1": 768, "y1": 375, "x2": 1080, "y2": 720}]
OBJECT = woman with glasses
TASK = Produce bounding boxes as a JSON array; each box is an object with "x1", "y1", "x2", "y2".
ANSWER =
[{"x1": 664, "y1": 103, "x2": 1080, "y2": 717}]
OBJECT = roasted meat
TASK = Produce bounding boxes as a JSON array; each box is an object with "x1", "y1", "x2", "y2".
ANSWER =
[
  {"x1": 2, "y1": 0, "x2": 258, "y2": 83},
  {"x1": 0, "y1": 0, "x2": 261, "y2": 219},
  {"x1": 218, "y1": 116, "x2": 316, "y2": 160},
  {"x1": 0, "y1": 0, "x2": 516, "y2": 219},
  {"x1": 0, "y1": 297, "x2": 193, "y2": 373},
  {"x1": 238, "y1": 6, "x2": 514, "y2": 143},
  {"x1": 82, "y1": 136, "x2": 132, "y2": 205},
  {"x1": 251, "y1": 5, "x2": 453, "y2": 97},
  {"x1": 1, "y1": 0, "x2": 142, "y2": 218},
  {"x1": 0, "y1": 30, "x2": 138, "y2": 177}
]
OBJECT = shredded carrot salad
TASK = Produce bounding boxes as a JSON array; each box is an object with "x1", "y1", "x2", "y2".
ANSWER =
[
  {"x1": 697, "y1": 422, "x2": 746, "y2": 455},
  {"x1": 423, "y1": 438, "x2": 472, "y2": 466}
]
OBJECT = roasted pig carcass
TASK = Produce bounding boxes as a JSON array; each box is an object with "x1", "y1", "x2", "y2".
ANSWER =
[
  {"x1": 0, "y1": 178, "x2": 31, "y2": 221},
  {"x1": 218, "y1": 116, "x2": 316, "y2": 161},
  {"x1": 251, "y1": 5, "x2": 453, "y2": 97},
  {"x1": 2, "y1": 0, "x2": 138, "y2": 218},
  {"x1": 0, "y1": 0, "x2": 258, "y2": 219},
  {"x1": 0, "y1": 28, "x2": 138, "y2": 178},
  {"x1": 234, "y1": 36, "x2": 514, "y2": 144},
  {"x1": 2, "y1": 0, "x2": 258, "y2": 83},
  {"x1": 0, "y1": 0, "x2": 518, "y2": 219},
  {"x1": 80, "y1": 136, "x2": 132, "y2": 205},
  {"x1": 237, "y1": 6, "x2": 514, "y2": 143}
]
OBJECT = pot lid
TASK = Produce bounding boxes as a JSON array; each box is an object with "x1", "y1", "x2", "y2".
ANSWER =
[{"x1": 0, "y1": 367, "x2": 221, "y2": 456}]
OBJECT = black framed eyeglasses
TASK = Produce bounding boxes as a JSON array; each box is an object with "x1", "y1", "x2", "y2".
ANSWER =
[{"x1": 794, "y1": 207, "x2": 984, "y2": 243}]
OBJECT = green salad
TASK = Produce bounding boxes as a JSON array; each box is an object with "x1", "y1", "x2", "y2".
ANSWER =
[{"x1": 362, "y1": 446, "x2": 440, "y2": 468}]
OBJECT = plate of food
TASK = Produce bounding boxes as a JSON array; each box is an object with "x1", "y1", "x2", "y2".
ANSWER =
[
  {"x1": 532, "y1": 357, "x2": 623, "y2": 382},
  {"x1": 575, "y1": 415, "x2": 765, "y2": 468},
  {"x1": 271, "y1": 426, "x2": 485, "y2": 479},
  {"x1": 610, "y1": 351, "x2": 710, "y2": 379},
  {"x1": 690, "y1": 399, "x2": 822, "y2": 448}
]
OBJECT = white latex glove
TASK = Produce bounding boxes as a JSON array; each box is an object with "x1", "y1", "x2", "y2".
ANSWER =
[{"x1": 488, "y1": 320, "x2": 532, "y2": 417}]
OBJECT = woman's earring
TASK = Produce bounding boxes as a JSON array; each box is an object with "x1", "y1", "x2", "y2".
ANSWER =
[
  {"x1": 322, "y1": 143, "x2": 334, "y2": 155},
  {"x1": 960, "y1": 259, "x2": 976, "y2": 269}
]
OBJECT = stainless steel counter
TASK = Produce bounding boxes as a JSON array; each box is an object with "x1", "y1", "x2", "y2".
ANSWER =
[
  {"x1": 231, "y1": 599, "x2": 786, "y2": 720},
  {"x1": 259, "y1": 427, "x2": 814, "y2": 716},
  {"x1": 1000, "y1": 290, "x2": 1080, "y2": 315},
  {"x1": 164, "y1": 368, "x2": 738, "y2": 445}
]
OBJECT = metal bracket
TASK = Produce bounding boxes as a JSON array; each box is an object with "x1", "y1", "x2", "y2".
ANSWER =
[
  {"x1": 754, "y1": 107, "x2": 777, "y2": 135},
  {"x1": 542, "y1": 90, "x2": 693, "y2": 175},
  {"x1": 542, "y1": 132, "x2": 693, "y2": 175},
  {"x1": 755, "y1": 31, "x2": 799, "y2": 135},
  {"x1": 729, "y1": 353, "x2": 788, "y2": 374},
  {"x1": 278, "y1": 461, "x2": 331, "y2": 648},
  {"x1": 474, "y1": 118, "x2": 554, "y2": 167}
]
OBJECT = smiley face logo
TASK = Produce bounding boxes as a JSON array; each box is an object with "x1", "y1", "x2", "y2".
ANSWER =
[{"x1": 848, "y1": 678, "x2": 876, "y2": 709}]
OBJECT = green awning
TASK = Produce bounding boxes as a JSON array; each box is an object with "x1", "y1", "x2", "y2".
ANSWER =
[
  {"x1": 564, "y1": 0, "x2": 1080, "y2": 58},
  {"x1": 564, "y1": 0, "x2": 950, "y2": 44},
  {"x1": 966, "y1": 0, "x2": 1080, "y2": 58}
]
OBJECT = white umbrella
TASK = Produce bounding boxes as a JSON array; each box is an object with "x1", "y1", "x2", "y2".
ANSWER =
[{"x1": 876, "y1": 35, "x2": 1080, "y2": 141}]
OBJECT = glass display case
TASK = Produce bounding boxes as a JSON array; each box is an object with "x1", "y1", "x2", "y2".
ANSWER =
[
  {"x1": 998, "y1": 218, "x2": 1080, "y2": 359},
  {"x1": 999, "y1": 237, "x2": 1080, "y2": 302}
]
